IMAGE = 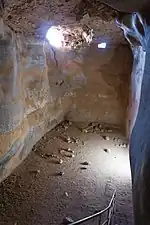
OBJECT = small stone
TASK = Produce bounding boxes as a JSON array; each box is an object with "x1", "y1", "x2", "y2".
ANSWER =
[
  {"x1": 68, "y1": 150, "x2": 75, "y2": 154},
  {"x1": 122, "y1": 143, "x2": 127, "y2": 148},
  {"x1": 103, "y1": 148, "x2": 110, "y2": 153},
  {"x1": 45, "y1": 153, "x2": 51, "y2": 157},
  {"x1": 71, "y1": 137, "x2": 77, "y2": 143},
  {"x1": 105, "y1": 136, "x2": 110, "y2": 140},
  {"x1": 63, "y1": 216, "x2": 74, "y2": 224},
  {"x1": 80, "y1": 167, "x2": 87, "y2": 170},
  {"x1": 103, "y1": 136, "x2": 110, "y2": 140},
  {"x1": 82, "y1": 161, "x2": 91, "y2": 166},
  {"x1": 114, "y1": 137, "x2": 119, "y2": 141},
  {"x1": 58, "y1": 172, "x2": 64, "y2": 176},
  {"x1": 82, "y1": 129, "x2": 88, "y2": 133},
  {"x1": 32, "y1": 147, "x2": 37, "y2": 152},
  {"x1": 60, "y1": 150, "x2": 65, "y2": 155},
  {"x1": 62, "y1": 148, "x2": 74, "y2": 153},
  {"x1": 51, "y1": 154, "x2": 58, "y2": 158},
  {"x1": 58, "y1": 159, "x2": 63, "y2": 164},
  {"x1": 67, "y1": 148, "x2": 74, "y2": 153},
  {"x1": 43, "y1": 136, "x2": 47, "y2": 140},
  {"x1": 64, "y1": 125, "x2": 68, "y2": 130},
  {"x1": 31, "y1": 169, "x2": 40, "y2": 174},
  {"x1": 108, "y1": 129, "x2": 112, "y2": 132},
  {"x1": 65, "y1": 192, "x2": 69, "y2": 197},
  {"x1": 32, "y1": 23, "x2": 36, "y2": 28}
]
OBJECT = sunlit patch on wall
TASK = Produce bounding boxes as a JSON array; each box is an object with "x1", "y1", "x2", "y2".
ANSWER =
[{"x1": 98, "y1": 42, "x2": 107, "y2": 49}]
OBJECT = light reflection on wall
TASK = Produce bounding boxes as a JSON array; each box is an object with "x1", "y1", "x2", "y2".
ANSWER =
[{"x1": 98, "y1": 42, "x2": 107, "y2": 49}]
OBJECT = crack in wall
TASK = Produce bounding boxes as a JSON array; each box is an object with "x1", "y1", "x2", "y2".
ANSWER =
[{"x1": 51, "y1": 47, "x2": 59, "y2": 68}]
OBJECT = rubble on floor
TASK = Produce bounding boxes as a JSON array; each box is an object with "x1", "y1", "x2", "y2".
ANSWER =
[{"x1": 0, "y1": 121, "x2": 132, "y2": 225}]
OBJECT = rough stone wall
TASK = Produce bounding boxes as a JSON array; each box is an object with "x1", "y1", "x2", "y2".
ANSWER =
[
  {"x1": 46, "y1": 43, "x2": 132, "y2": 129},
  {"x1": 66, "y1": 43, "x2": 132, "y2": 130},
  {"x1": 0, "y1": 24, "x2": 72, "y2": 182},
  {"x1": 0, "y1": 22, "x2": 131, "y2": 182}
]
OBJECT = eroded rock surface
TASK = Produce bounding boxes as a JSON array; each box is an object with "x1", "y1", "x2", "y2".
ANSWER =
[{"x1": 0, "y1": 19, "x2": 132, "y2": 182}]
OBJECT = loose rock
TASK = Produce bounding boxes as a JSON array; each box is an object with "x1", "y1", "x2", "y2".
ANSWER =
[
  {"x1": 43, "y1": 136, "x2": 47, "y2": 141},
  {"x1": 66, "y1": 137, "x2": 72, "y2": 143},
  {"x1": 82, "y1": 161, "x2": 91, "y2": 166},
  {"x1": 68, "y1": 121, "x2": 72, "y2": 126},
  {"x1": 80, "y1": 167, "x2": 87, "y2": 170},
  {"x1": 103, "y1": 148, "x2": 110, "y2": 153},
  {"x1": 71, "y1": 137, "x2": 78, "y2": 143},
  {"x1": 102, "y1": 136, "x2": 110, "y2": 140},
  {"x1": 67, "y1": 148, "x2": 74, "y2": 153},
  {"x1": 32, "y1": 23, "x2": 36, "y2": 28},
  {"x1": 105, "y1": 136, "x2": 110, "y2": 140},
  {"x1": 113, "y1": 137, "x2": 118, "y2": 141},
  {"x1": 58, "y1": 172, "x2": 64, "y2": 176},
  {"x1": 64, "y1": 125, "x2": 69, "y2": 130},
  {"x1": 61, "y1": 148, "x2": 75, "y2": 154},
  {"x1": 51, "y1": 154, "x2": 59, "y2": 158},
  {"x1": 60, "y1": 150, "x2": 66, "y2": 155},
  {"x1": 31, "y1": 169, "x2": 40, "y2": 174},
  {"x1": 45, "y1": 153, "x2": 51, "y2": 157},
  {"x1": 65, "y1": 192, "x2": 69, "y2": 197},
  {"x1": 32, "y1": 146, "x2": 37, "y2": 152},
  {"x1": 121, "y1": 143, "x2": 128, "y2": 148},
  {"x1": 82, "y1": 129, "x2": 88, "y2": 133},
  {"x1": 58, "y1": 159, "x2": 63, "y2": 164}
]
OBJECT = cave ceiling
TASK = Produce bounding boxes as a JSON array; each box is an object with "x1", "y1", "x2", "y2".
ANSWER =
[{"x1": 0, "y1": 0, "x2": 150, "y2": 46}]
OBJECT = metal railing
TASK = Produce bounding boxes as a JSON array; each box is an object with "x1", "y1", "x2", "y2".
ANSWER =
[{"x1": 69, "y1": 190, "x2": 116, "y2": 225}]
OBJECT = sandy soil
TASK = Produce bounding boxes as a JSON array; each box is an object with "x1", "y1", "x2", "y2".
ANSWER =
[{"x1": 0, "y1": 122, "x2": 133, "y2": 225}]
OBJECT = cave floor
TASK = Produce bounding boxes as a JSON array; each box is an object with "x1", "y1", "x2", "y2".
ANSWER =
[{"x1": 0, "y1": 122, "x2": 133, "y2": 225}]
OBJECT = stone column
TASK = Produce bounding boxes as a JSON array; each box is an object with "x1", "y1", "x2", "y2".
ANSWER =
[{"x1": 0, "y1": 20, "x2": 24, "y2": 133}]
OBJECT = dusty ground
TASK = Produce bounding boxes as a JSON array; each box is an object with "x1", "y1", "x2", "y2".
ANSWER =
[{"x1": 0, "y1": 122, "x2": 133, "y2": 225}]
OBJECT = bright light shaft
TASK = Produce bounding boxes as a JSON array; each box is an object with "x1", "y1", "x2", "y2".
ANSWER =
[{"x1": 46, "y1": 26, "x2": 64, "y2": 48}]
